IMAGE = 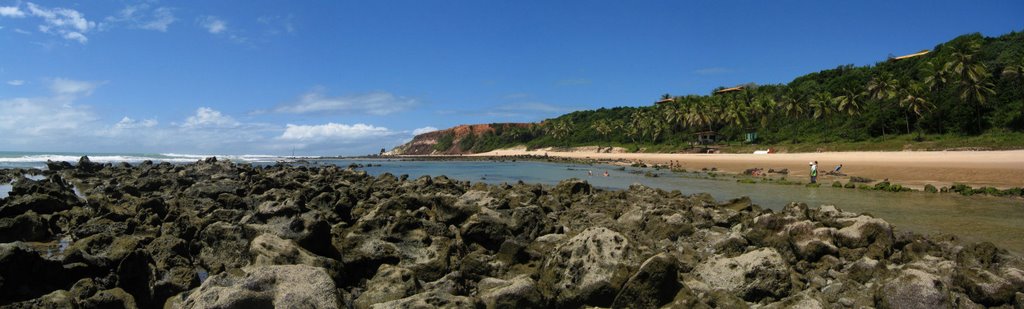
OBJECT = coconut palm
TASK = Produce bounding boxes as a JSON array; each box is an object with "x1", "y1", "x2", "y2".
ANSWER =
[
  {"x1": 946, "y1": 41, "x2": 996, "y2": 132},
  {"x1": 1002, "y1": 56, "x2": 1024, "y2": 91},
  {"x1": 900, "y1": 82, "x2": 934, "y2": 139},
  {"x1": 867, "y1": 73, "x2": 899, "y2": 102},
  {"x1": 777, "y1": 88, "x2": 805, "y2": 118},
  {"x1": 591, "y1": 119, "x2": 613, "y2": 146},
  {"x1": 809, "y1": 92, "x2": 835, "y2": 120},
  {"x1": 921, "y1": 59, "x2": 948, "y2": 92},
  {"x1": 835, "y1": 88, "x2": 864, "y2": 116},
  {"x1": 751, "y1": 93, "x2": 775, "y2": 129}
]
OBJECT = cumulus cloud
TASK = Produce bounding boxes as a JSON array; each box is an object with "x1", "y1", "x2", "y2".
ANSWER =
[
  {"x1": 50, "y1": 78, "x2": 103, "y2": 96},
  {"x1": 279, "y1": 123, "x2": 394, "y2": 142},
  {"x1": 0, "y1": 5, "x2": 25, "y2": 17},
  {"x1": 182, "y1": 107, "x2": 239, "y2": 128},
  {"x1": 26, "y1": 2, "x2": 96, "y2": 44},
  {"x1": 105, "y1": 4, "x2": 176, "y2": 32},
  {"x1": 412, "y1": 126, "x2": 438, "y2": 136},
  {"x1": 199, "y1": 15, "x2": 227, "y2": 34},
  {"x1": 115, "y1": 116, "x2": 158, "y2": 129},
  {"x1": 6, "y1": 80, "x2": 25, "y2": 86},
  {"x1": 271, "y1": 88, "x2": 417, "y2": 116}
]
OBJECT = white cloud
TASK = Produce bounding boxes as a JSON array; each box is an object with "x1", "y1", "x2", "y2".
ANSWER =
[
  {"x1": 257, "y1": 14, "x2": 295, "y2": 34},
  {"x1": 182, "y1": 107, "x2": 239, "y2": 128},
  {"x1": 26, "y1": 2, "x2": 96, "y2": 44},
  {"x1": 412, "y1": 126, "x2": 438, "y2": 136},
  {"x1": 115, "y1": 116, "x2": 157, "y2": 129},
  {"x1": 50, "y1": 78, "x2": 102, "y2": 96},
  {"x1": 280, "y1": 123, "x2": 394, "y2": 142},
  {"x1": 272, "y1": 88, "x2": 417, "y2": 116},
  {"x1": 105, "y1": 5, "x2": 176, "y2": 32},
  {"x1": 0, "y1": 5, "x2": 25, "y2": 18},
  {"x1": 6, "y1": 80, "x2": 25, "y2": 86},
  {"x1": 199, "y1": 15, "x2": 227, "y2": 34}
]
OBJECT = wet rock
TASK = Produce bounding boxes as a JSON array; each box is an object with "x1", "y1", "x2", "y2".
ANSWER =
[
  {"x1": 0, "y1": 210, "x2": 50, "y2": 242},
  {"x1": 0, "y1": 193, "x2": 71, "y2": 217},
  {"x1": 460, "y1": 208, "x2": 512, "y2": 251},
  {"x1": 478, "y1": 275, "x2": 544, "y2": 308},
  {"x1": 835, "y1": 215, "x2": 894, "y2": 258},
  {"x1": 81, "y1": 288, "x2": 138, "y2": 309},
  {"x1": 611, "y1": 253, "x2": 682, "y2": 309},
  {"x1": 876, "y1": 268, "x2": 950, "y2": 309},
  {"x1": 693, "y1": 247, "x2": 792, "y2": 302},
  {"x1": 540, "y1": 227, "x2": 633, "y2": 307},
  {"x1": 182, "y1": 265, "x2": 340, "y2": 309},
  {"x1": 4, "y1": 290, "x2": 77, "y2": 308},
  {"x1": 197, "y1": 221, "x2": 251, "y2": 273}
]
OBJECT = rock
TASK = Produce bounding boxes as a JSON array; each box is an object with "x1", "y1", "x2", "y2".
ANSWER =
[
  {"x1": 250, "y1": 233, "x2": 343, "y2": 279},
  {"x1": 354, "y1": 264, "x2": 419, "y2": 308},
  {"x1": 551, "y1": 178, "x2": 592, "y2": 197},
  {"x1": 540, "y1": 227, "x2": 632, "y2": 307},
  {"x1": 182, "y1": 265, "x2": 340, "y2": 309},
  {"x1": 368, "y1": 291, "x2": 480, "y2": 309},
  {"x1": 478, "y1": 275, "x2": 544, "y2": 309},
  {"x1": 197, "y1": 221, "x2": 250, "y2": 273},
  {"x1": 835, "y1": 215, "x2": 894, "y2": 258},
  {"x1": 0, "y1": 243, "x2": 84, "y2": 305},
  {"x1": 611, "y1": 253, "x2": 682, "y2": 309},
  {"x1": 0, "y1": 193, "x2": 71, "y2": 217},
  {"x1": 81, "y1": 288, "x2": 138, "y2": 309},
  {"x1": 955, "y1": 267, "x2": 1018, "y2": 306},
  {"x1": 4, "y1": 290, "x2": 77, "y2": 308},
  {"x1": 693, "y1": 248, "x2": 792, "y2": 302},
  {"x1": 460, "y1": 208, "x2": 512, "y2": 251},
  {"x1": 876, "y1": 268, "x2": 950, "y2": 309},
  {"x1": 0, "y1": 210, "x2": 50, "y2": 242}
]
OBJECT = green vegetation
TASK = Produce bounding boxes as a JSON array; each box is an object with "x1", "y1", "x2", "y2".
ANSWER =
[{"x1": 449, "y1": 31, "x2": 1024, "y2": 153}]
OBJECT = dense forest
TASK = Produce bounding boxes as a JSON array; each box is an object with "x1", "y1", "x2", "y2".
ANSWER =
[{"x1": 435, "y1": 31, "x2": 1024, "y2": 153}]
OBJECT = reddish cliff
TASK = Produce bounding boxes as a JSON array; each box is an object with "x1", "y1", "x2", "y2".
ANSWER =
[{"x1": 390, "y1": 123, "x2": 534, "y2": 155}]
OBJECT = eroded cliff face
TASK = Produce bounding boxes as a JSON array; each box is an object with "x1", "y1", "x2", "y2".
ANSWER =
[{"x1": 389, "y1": 123, "x2": 533, "y2": 155}]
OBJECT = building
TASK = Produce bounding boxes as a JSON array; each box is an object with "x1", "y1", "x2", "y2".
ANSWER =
[
  {"x1": 889, "y1": 50, "x2": 930, "y2": 62},
  {"x1": 714, "y1": 86, "x2": 744, "y2": 95}
]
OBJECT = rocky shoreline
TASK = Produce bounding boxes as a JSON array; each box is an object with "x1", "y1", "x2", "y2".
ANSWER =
[{"x1": 1, "y1": 157, "x2": 1023, "y2": 308}]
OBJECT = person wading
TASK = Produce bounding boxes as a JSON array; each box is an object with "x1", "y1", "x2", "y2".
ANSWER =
[{"x1": 809, "y1": 161, "x2": 818, "y2": 183}]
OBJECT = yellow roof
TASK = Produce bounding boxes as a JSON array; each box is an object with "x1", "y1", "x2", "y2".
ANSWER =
[
  {"x1": 891, "y1": 50, "x2": 930, "y2": 61},
  {"x1": 714, "y1": 86, "x2": 744, "y2": 94}
]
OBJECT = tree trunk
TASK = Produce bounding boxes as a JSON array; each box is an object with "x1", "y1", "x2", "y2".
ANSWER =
[{"x1": 905, "y1": 112, "x2": 911, "y2": 135}]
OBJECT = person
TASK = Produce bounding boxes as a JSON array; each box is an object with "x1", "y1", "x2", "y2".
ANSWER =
[
  {"x1": 603, "y1": 171, "x2": 609, "y2": 177},
  {"x1": 809, "y1": 161, "x2": 818, "y2": 183},
  {"x1": 834, "y1": 164, "x2": 843, "y2": 173},
  {"x1": 588, "y1": 170, "x2": 593, "y2": 176}
]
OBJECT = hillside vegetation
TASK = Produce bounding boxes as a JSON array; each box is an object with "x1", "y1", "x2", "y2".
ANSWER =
[{"x1": 400, "y1": 31, "x2": 1024, "y2": 154}]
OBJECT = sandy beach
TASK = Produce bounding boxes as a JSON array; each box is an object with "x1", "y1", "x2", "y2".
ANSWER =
[{"x1": 473, "y1": 147, "x2": 1024, "y2": 189}]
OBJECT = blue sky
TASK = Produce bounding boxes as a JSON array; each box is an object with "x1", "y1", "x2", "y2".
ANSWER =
[{"x1": 1, "y1": 1, "x2": 1021, "y2": 155}]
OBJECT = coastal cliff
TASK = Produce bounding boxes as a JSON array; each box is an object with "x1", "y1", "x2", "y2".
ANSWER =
[{"x1": 389, "y1": 123, "x2": 534, "y2": 155}]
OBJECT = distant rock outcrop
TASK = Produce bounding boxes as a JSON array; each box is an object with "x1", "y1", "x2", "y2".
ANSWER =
[{"x1": 388, "y1": 123, "x2": 533, "y2": 155}]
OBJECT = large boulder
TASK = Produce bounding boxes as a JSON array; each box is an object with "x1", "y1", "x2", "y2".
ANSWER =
[
  {"x1": 611, "y1": 253, "x2": 682, "y2": 309},
  {"x1": 368, "y1": 291, "x2": 480, "y2": 309},
  {"x1": 875, "y1": 268, "x2": 950, "y2": 309},
  {"x1": 478, "y1": 275, "x2": 544, "y2": 308},
  {"x1": 0, "y1": 210, "x2": 49, "y2": 242},
  {"x1": 693, "y1": 248, "x2": 792, "y2": 302},
  {"x1": 181, "y1": 265, "x2": 340, "y2": 309},
  {"x1": 354, "y1": 264, "x2": 419, "y2": 309},
  {"x1": 955, "y1": 267, "x2": 1019, "y2": 306},
  {"x1": 835, "y1": 215, "x2": 894, "y2": 258},
  {"x1": 250, "y1": 233, "x2": 343, "y2": 279},
  {"x1": 540, "y1": 227, "x2": 633, "y2": 307}
]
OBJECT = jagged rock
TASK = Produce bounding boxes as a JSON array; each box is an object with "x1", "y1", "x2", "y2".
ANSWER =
[
  {"x1": 354, "y1": 264, "x2": 419, "y2": 308},
  {"x1": 250, "y1": 233, "x2": 343, "y2": 279},
  {"x1": 611, "y1": 253, "x2": 682, "y2": 309},
  {"x1": 369, "y1": 291, "x2": 480, "y2": 309},
  {"x1": 4, "y1": 290, "x2": 77, "y2": 308},
  {"x1": 836, "y1": 215, "x2": 894, "y2": 258},
  {"x1": 182, "y1": 265, "x2": 340, "y2": 309},
  {"x1": 197, "y1": 221, "x2": 250, "y2": 273},
  {"x1": 955, "y1": 267, "x2": 1019, "y2": 306},
  {"x1": 0, "y1": 210, "x2": 49, "y2": 242},
  {"x1": 693, "y1": 247, "x2": 792, "y2": 302},
  {"x1": 876, "y1": 268, "x2": 950, "y2": 309},
  {"x1": 460, "y1": 207, "x2": 512, "y2": 250},
  {"x1": 478, "y1": 275, "x2": 544, "y2": 308},
  {"x1": 540, "y1": 227, "x2": 633, "y2": 307},
  {"x1": 81, "y1": 288, "x2": 138, "y2": 309}
]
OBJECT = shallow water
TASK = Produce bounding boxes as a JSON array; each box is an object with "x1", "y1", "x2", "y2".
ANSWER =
[{"x1": 322, "y1": 159, "x2": 1024, "y2": 254}]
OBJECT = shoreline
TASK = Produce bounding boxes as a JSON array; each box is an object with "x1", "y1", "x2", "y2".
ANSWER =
[{"x1": 429, "y1": 148, "x2": 1024, "y2": 190}]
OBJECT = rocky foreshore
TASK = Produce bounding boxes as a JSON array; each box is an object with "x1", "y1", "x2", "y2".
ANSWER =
[{"x1": 1, "y1": 157, "x2": 1023, "y2": 308}]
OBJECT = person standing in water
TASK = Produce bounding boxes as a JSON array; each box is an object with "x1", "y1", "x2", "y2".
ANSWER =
[{"x1": 809, "y1": 161, "x2": 818, "y2": 183}]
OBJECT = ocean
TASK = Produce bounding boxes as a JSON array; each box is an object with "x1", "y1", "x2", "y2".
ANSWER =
[{"x1": 0, "y1": 151, "x2": 291, "y2": 169}]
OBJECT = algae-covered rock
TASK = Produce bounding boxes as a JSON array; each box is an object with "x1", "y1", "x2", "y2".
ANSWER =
[{"x1": 182, "y1": 265, "x2": 340, "y2": 309}]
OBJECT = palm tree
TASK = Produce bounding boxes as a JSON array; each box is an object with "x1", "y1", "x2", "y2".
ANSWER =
[
  {"x1": 660, "y1": 93, "x2": 672, "y2": 100},
  {"x1": 1002, "y1": 56, "x2": 1024, "y2": 91},
  {"x1": 809, "y1": 92, "x2": 835, "y2": 120},
  {"x1": 627, "y1": 111, "x2": 646, "y2": 146},
  {"x1": 900, "y1": 81, "x2": 933, "y2": 139},
  {"x1": 867, "y1": 73, "x2": 899, "y2": 136},
  {"x1": 946, "y1": 40, "x2": 996, "y2": 132},
  {"x1": 777, "y1": 88, "x2": 805, "y2": 118},
  {"x1": 591, "y1": 119, "x2": 613, "y2": 147},
  {"x1": 921, "y1": 59, "x2": 948, "y2": 92},
  {"x1": 751, "y1": 93, "x2": 775, "y2": 129},
  {"x1": 546, "y1": 119, "x2": 574, "y2": 145},
  {"x1": 835, "y1": 88, "x2": 864, "y2": 116}
]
